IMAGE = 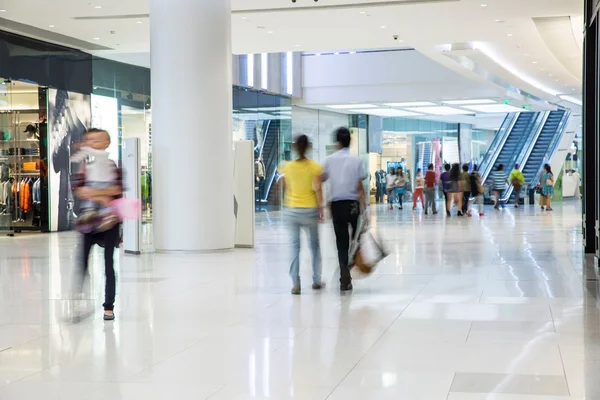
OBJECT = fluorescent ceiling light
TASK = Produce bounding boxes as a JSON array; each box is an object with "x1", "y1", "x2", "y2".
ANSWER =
[
  {"x1": 241, "y1": 106, "x2": 292, "y2": 112},
  {"x1": 463, "y1": 104, "x2": 524, "y2": 113},
  {"x1": 405, "y1": 106, "x2": 472, "y2": 115},
  {"x1": 443, "y1": 99, "x2": 496, "y2": 105},
  {"x1": 327, "y1": 104, "x2": 377, "y2": 109},
  {"x1": 384, "y1": 101, "x2": 437, "y2": 107},
  {"x1": 354, "y1": 109, "x2": 422, "y2": 117}
]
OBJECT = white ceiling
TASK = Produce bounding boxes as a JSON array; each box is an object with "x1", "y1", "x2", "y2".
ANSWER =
[{"x1": 0, "y1": 0, "x2": 583, "y2": 107}]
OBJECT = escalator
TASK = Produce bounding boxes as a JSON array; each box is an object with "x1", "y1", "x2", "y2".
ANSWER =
[
  {"x1": 488, "y1": 112, "x2": 537, "y2": 178},
  {"x1": 519, "y1": 110, "x2": 566, "y2": 190},
  {"x1": 259, "y1": 120, "x2": 280, "y2": 203}
]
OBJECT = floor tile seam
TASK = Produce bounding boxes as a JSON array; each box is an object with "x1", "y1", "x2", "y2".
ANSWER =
[
  {"x1": 557, "y1": 345, "x2": 571, "y2": 396},
  {"x1": 464, "y1": 321, "x2": 474, "y2": 344}
]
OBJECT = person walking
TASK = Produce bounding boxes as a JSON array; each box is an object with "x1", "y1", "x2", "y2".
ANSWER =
[
  {"x1": 385, "y1": 168, "x2": 398, "y2": 210},
  {"x1": 413, "y1": 168, "x2": 425, "y2": 211},
  {"x1": 470, "y1": 165, "x2": 485, "y2": 217},
  {"x1": 322, "y1": 127, "x2": 367, "y2": 292},
  {"x1": 424, "y1": 163, "x2": 437, "y2": 215},
  {"x1": 73, "y1": 129, "x2": 122, "y2": 321},
  {"x1": 280, "y1": 135, "x2": 324, "y2": 295},
  {"x1": 461, "y1": 164, "x2": 471, "y2": 216},
  {"x1": 396, "y1": 167, "x2": 407, "y2": 210},
  {"x1": 541, "y1": 163, "x2": 554, "y2": 211},
  {"x1": 440, "y1": 164, "x2": 451, "y2": 216},
  {"x1": 449, "y1": 163, "x2": 463, "y2": 216},
  {"x1": 492, "y1": 164, "x2": 509, "y2": 209},
  {"x1": 509, "y1": 163, "x2": 525, "y2": 208}
]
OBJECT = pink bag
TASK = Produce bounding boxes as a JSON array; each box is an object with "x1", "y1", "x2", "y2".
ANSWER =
[{"x1": 109, "y1": 198, "x2": 141, "y2": 220}]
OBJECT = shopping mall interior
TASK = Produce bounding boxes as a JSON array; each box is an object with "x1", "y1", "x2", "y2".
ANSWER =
[{"x1": 0, "y1": 0, "x2": 598, "y2": 398}]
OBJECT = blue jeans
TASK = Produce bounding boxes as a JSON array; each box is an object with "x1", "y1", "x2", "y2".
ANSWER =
[{"x1": 285, "y1": 207, "x2": 321, "y2": 286}]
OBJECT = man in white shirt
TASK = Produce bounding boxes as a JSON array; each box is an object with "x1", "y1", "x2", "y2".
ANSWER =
[{"x1": 322, "y1": 127, "x2": 367, "y2": 291}]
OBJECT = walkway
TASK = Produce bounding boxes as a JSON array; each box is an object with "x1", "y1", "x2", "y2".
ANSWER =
[{"x1": 0, "y1": 202, "x2": 597, "y2": 399}]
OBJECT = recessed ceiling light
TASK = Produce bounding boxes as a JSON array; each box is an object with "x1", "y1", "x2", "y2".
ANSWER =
[
  {"x1": 94, "y1": 5, "x2": 102, "y2": 9},
  {"x1": 481, "y1": 4, "x2": 488, "y2": 7},
  {"x1": 539, "y1": 68, "x2": 545, "y2": 71},
  {"x1": 494, "y1": 19, "x2": 504, "y2": 23},
  {"x1": 532, "y1": 61, "x2": 538, "y2": 64},
  {"x1": 268, "y1": 31, "x2": 274, "y2": 34},
  {"x1": 556, "y1": 79, "x2": 560, "y2": 82},
  {"x1": 241, "y1": 16, "x2": 248, "y2": 20},
  {"x1": 0, "y1": 9, "x2": 7, "y2": 12},
  {"x1": 295, "y1": 44, "x2": 300, "y2": 47},
  {"x1": 48, "y1": 25, "x2": 55, "y2": 28},
  {"x1": 327, "y1": 104, "x2": 377, "y2": 109},
  {"x1": 381, "y1": 25, "x2": 387, "y2": 29},
  {"x1": 315, "y1": 53, "x2": 321, "y2": 56},
  {"x1": 349, "y1": 51, "x2": 356, "y2": 54},
  {"x1": 405, "y1": 106, "x2": 472, "y2": 115},
  {"x1": 359, "y1": 11, "x2": 366, "y2": 14},
  {"x1": 136, "y1": 21, "x2": 142, "y2": 24},
  {"x1": 93, "y1": 37, "x2": 100, "y2": 40},
  {"x1": 384, "y1": 101, "x2": 437, "y2": 107},
  {"x1": 523, "y1": 53, "x2": 529, "y2": 56},
  {"x1": 572, "y1": 88, "x2": 576, "y2": 91},
  {"x1": 334, "y1": 52, "x2": 339, "y2": 55},
  {"x1": 507, "y1": 33, "x2": 513, "y2": 37},
  {"x1": 443, "y1": 99, "x2": 496, "y2": 105},
  {"x1": 548, "y1": 74, "x2": 553, "y2": 77}
]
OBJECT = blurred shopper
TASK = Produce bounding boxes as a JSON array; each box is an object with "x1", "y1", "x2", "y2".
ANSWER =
[
  {"x1": 440, "y1": 164, "x2": 451, "y2": 216},
  {"x1": 396, "y1": 167, "x2": 407, "y2": 210},
  {"x1": 541, "y1": 163, "x2": 555, "y2": 211},
  {"x1": 509, "y1": 163, "x2": 525, "y2": 208},
  {"x1": 413, "y1": 168, "x2": 425, "y2": 211},
  {"x1": 492, "y1": 164, "x2": 508, "y2": 210},
  {"x1": 280, "y1": 135, "x2": 324, "y2": 295},
  {"x1": 73, "y1": 129, "x2": 122, "y2": 321},
  {"x1": 461, "y1": 164, "x2": 471, "y2": 215},
  {"x1": 424, "y1": 163, "x2": 437, "y2": 215},
  {"x1": 386, "y1": 168, "x2": 398, "y2": 210},
  {"x1": 449, "y1": 163, "x2": 463, "y2": 217},
  {"x1": 470, "y1": 165, "x2": 484, "y2": 217},
  {"x1": 322, "y1": 127, "x2": 367, "y2": 292}
]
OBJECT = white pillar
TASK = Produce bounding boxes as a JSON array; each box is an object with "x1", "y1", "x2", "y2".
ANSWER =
[{"x1": 150, "y1": 0, "x2": 234, "y2": 251}]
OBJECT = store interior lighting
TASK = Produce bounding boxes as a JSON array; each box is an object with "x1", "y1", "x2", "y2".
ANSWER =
[
  {"x1": 354, "y1": 108, "x2": 421, "y2": 117},
  {"x1": 442, "y1": 99, "x2": 496, "y2": 105},
  {"x1": 384, "y1": 101, "x2": 437, "y2": 107},
  {"x1": 462, "y1": 104, "x2": 524, "y2": 113},
  {"x1": 327, "y1": 104, "x2": 377, "y2": 109}
]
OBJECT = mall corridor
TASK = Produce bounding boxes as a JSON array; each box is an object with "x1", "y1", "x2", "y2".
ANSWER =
[{"x1": 0, "y1": 202, "x2": 597, "y2": 399}]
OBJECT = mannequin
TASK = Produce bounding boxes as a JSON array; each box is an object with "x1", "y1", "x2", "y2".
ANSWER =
[{"x1": 255, "y1": 156, "x2": 266, "y2": 203}]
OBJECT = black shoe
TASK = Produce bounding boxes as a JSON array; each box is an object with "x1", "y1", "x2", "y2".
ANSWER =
[
  {"x1": 424, "y1": 211, "x2": 428, "y2": 215},
  {"x1": 446, "y1": 210, "x2": 451, "y2": 217},
  {"x1": 457, "y1": 211, "x2": 463, "y2": 217},
  {"x1": 340, "y1": 283, "x2": 353, "y2": 291},
  {"x1": 433, "y1": 211, "x2": 438, "y2": 215}
]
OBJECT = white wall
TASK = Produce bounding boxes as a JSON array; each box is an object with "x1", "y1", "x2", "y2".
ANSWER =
[
  {"x1": 299, "y1": 50, "x2": 503, "y2": 105},
  {"x1": 291, "y1": 106, "x2": 348, "y2": 163}
]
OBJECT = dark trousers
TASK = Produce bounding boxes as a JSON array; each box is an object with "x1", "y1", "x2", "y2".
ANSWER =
[
  {"x1": 331, "y1": 200, "x2": 360, "y2": 285},
  {"x1": 462, "y1": 192, "x2": 470, "y2": 213},
  {"x1": 80, "y1": 225, "x2": 120, "y2": 311}
]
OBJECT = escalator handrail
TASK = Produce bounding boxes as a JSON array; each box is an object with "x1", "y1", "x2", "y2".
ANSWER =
[
  {"x1": 546, "y1": 111, "x2": 571, "y2": 164},
  {"x1": 258, "y1": 120, "x2": 272, "y2": 158},
  {"x1": 479, "y1": 113, "x2": 519, "y2": 183},
  {"x1": 500, "y1": 112, "x2": 549, "y2": 202}
]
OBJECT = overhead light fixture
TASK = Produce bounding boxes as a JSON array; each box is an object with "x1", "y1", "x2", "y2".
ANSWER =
[
  {"x1": 481, "y1": 4, "x2": 488, "y2": 7},
  {"x1": 268, "y1": 31, "x2": 274, "y2": 34},
  {"x1": 94, "y1": 5, "x2": 102, "y2": 9},
  {"x1": 463, "y1": 104, "x2": 523, "y2": 113},
  {"x1": 0, "y1": 9, "x2": 7, "y2": 12},
  {"x1": 385, "y1": 101, "x2": 437, "y2": 107},
  {"x1": 494, "y1": 19, "x2": 504, "y2": 23},
  {"x1": 523, "y1": 53, "x2": 529, "y2": 56},
  {"x1": 405, "y1": 106, "x2": 472, "y2": 115},
  {"x1": 315, "y1": 53, "x2": 321, "y2": 56},
  {"x1": 532, "y1": 61, "x2": 538, "y2": 64},
  {"x1": 295, "y1": 44, "x2": 300, "y2": 47},
  {"x1": 349, "y1": 51, "x2": 356, "y2": 54},
  {"x1": 48, "y1": 25, "x2": 55, "y2": 28},
  {"x1": 241, "y1": 16, "x2": 248, "y2": 20},
  {"x1": 443, "y1": 99, "x2": 496, "y2": 105},
  {"x1": 136, "y1": 21, "x2": 143, "y2": 24},
  {"x1": 93, "y1": 37, "x2": 100, "y2": 40},
  {"x1": 354, "y1": 109, "x2": 422, "y2": 117},
  {"x1": 359, "y1": 11, "x2": 366, "y2": 14},
  {"x1": 381, "y1": 25, "x2": 387, "y2": 29},
  {"x1": 334, "y1": 52, "x2": 339, "y2": 55},
  {"x1": 327, "y1": 104, "x2": 377, "y2": 109},
  {"x1": 507, "y1": 33, "x2": 513, "y2": 37}
]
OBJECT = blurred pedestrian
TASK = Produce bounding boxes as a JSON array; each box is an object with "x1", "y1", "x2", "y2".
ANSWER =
[
  {"x1": 413, "y1": 168, "x2": 425, "y2": 211},
  {"x1": 470, "y1": 165, "x2": 484, "y2": 217},
  {"x1": 509, "y1": 163, "x2": 525, "y2": 208},
  {"x1": 424, "y1": 163, "x2": 437, "y2": 215},
  {"x1": 396, "y1": 167, "x2": 407, "y2": 210},
  {"x1": 461, "y1": 164, "x2": 471, "y2": 215},
  {"x1": 280, "y1": 135, "x2": 324, "y2": 295},
  {"x1": 440, "y1": 164, "x2": 451, "y2": 216},
  {"x1": 386, "y1": 168, "x2": 398, "y2": 210},
  {"x1": 322, "y1": 127, "x2": 367, "y2": 292},
  {"x1": 449, "y1": 163, "x2": 463, "y2": 216},
  {"x1": 492, "y1": 164, "x2": 508, "y2": 210},
  {"x1": 541, "y1": 163, "x2": 554, "y2": 211}
]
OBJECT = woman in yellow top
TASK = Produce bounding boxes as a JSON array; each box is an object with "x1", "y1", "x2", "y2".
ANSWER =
[{"x1": 280, "y1": 135, "x2": 324, "y2": 295}]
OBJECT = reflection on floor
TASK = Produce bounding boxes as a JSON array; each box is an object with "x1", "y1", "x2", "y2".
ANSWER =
[{"x1": 0, "y1": 201, "x2": 598, "y2": 399}]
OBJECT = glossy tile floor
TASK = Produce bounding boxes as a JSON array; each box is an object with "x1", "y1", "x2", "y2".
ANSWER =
[{"x1": 1, "y1": 201, "x2": 599, "y2": 399}]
